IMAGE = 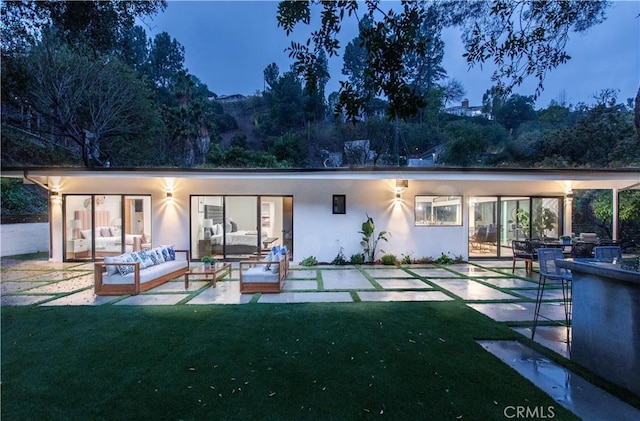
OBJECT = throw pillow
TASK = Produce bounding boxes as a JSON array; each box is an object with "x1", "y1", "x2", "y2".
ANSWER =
[
  {"x1": 138, "y1": 250, "x2": 154, "y2": 268},
  {"x1": 153, "y1": 247, "x2": 165, "y2": 263},
  {"x1": 130, "y1": 251, "x2": 147, "y2": 269},
  {"x1": 230, "y1": 220, "x2": 238, "y2": 232},
  {"x1": 100, "y1": 227, "x2": 111, "y2": 237},
  {"x1": 117, "y1": 255, "x2": 136, "y2": 276},
  {"x1": 160, "y1": 245, "x2": 176, "y2": 261},
  {"x1": 160, "y1": 246, "x2": 170, "y2": 262},
  {"x1": 147, "y1": 250, "x2": 159, "y2": 266}
]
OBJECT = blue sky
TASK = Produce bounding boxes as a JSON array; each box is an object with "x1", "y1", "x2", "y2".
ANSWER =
[{"x1": 145, "y1": 1, "x2": 640, "y2": 108}]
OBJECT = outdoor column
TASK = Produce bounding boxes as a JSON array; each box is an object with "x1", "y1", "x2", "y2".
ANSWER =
[
  {"x1": 612, "y1": 188, "x2": 619, "y2": 241},
  {"x1": 564, "y1": 193, "x2": 573, "y2": 236}
]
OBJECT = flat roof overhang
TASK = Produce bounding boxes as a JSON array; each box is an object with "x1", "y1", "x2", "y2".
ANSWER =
[{"x1": 2, "y1": 166, "x2": 639, "y2": 190}]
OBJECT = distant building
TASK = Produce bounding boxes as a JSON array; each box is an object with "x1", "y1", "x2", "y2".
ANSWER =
[
  {"x1": 445, "y1": 99, "x2": 491, "y2": 119},
  {"x1": 217, "y1": 94, "x2": 246, "y2": 103}
]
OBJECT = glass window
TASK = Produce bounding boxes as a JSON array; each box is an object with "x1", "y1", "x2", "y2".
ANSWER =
[
  {"x1": 531, "y1": 198, "x2": 561, "y2": 240},
  {"x1": 415, "y1": 196, "x2": 462, "y2": 226}
]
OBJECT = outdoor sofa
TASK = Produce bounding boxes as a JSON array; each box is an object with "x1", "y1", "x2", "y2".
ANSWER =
[
  {"x1": 239, "y1": 247, "x2": 289, "y2": 293},
  {"x1": 94, "y1": 246, "x2": 189, "y2": 295}
]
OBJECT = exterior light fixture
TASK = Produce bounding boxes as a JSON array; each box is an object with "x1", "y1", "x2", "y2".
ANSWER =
[
  {"x1": 166, "y1": 191, "x2": 173, "y2": 199},
  {"x1": 50, "y1": 190, "x2": 61, "y2": 203},
  {"x1": 394, "y1": 179, "x2": 408, "y2": 203}
]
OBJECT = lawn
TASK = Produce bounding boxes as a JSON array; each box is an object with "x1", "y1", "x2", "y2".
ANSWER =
[{"x1": 1, "y1": 301, "x2": 579, "y2": 420}]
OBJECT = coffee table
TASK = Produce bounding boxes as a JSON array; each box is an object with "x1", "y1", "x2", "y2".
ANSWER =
[{"x1": 185, "y1": 263, "x2": 232, "y2": 288}]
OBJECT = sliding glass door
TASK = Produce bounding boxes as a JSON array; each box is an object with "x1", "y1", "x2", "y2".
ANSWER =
[
  {"x1": 63, "y1": 194, "x2": 151, "y2": 261},
  {"x1": 469, "y1": 196, "x2": 563, "y2": 259},
  {"x1": 469, "y1": 197, "x2": 498, "y2": 258},
  {"x1": 191, "y1": 195, "x2": 293, "y2": 260}
]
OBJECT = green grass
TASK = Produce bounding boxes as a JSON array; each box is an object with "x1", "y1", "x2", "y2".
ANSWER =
[{"x1": 1, "y1": 302, "x2": 580, "y2": 420}]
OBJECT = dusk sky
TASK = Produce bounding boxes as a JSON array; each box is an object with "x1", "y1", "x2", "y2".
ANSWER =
[{"x1": 144, "y1": 1, "x2": 640, "y2": 109}]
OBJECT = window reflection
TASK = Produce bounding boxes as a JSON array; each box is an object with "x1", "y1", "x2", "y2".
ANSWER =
[{"x1": 415, "y1": 196, "x2": 462, "y2": 226}]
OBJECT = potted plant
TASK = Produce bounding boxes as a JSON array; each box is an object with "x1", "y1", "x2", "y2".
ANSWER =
[
  {"x1": 560, "y1": 235, "x2": 572, "y2": 245},
  {"x1": 201, "y1": 255, "x2": 217, "y2": 269}
]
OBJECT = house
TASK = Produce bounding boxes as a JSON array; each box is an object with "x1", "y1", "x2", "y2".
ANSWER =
[
  {"x1": 2, "y1": 167, "x2": 638, "y2": 263},
  {"x1": 445, "y1": 99, "x2": 491, "y2": 119}
]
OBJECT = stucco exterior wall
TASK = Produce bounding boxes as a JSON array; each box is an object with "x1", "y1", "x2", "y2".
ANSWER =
[
  {"x1": 0, "y1": 222, "x2": 50, "y2": 257},
  {"x1": 47, "y1": 175, "x2": 581, "y2": 263}
]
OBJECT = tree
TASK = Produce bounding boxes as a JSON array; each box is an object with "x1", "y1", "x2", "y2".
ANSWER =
[
  {"x1": 1, "y1": 0, "x2": 166, "y2": 55},
  {"x1": 118, "y1": 25, "x2": 150, "y2": 73},
  {"x1": 261, "y1": 67, "x2": 305, "y2": 135},
  {"x1": 148, "y1": 32, "x2": 185, "y2": 88},
  {"x1": 263, "y1": 63, "x2": 280, "y2": 90},
  {"x1": 277, "y1": 0, "x2": 609, "y2": 122},
  {"x1": 403, "y1": 4, "x2": 447, "y2": 94},
  {"x1": 303, "y1": 49, "x2": 329, "y2": 122},
  {"x1": 23, "y1": 35, "x2": 159, "y2": 166},
  {"x1": 494, "y1": 94, "x2": 537, "y2": 132}
]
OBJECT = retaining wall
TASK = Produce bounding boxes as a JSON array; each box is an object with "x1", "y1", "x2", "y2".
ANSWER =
[{"x1": 0, "y1": 222, "x2": 50, "y2": 257}]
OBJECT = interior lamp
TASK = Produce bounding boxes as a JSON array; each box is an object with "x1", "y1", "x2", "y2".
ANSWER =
[
  {"x1": 203, "y1": 219, "x2": 213, "y2": 239},
  {"x1": 71, "y1": 219, "x2": 82, "y2": 239}
]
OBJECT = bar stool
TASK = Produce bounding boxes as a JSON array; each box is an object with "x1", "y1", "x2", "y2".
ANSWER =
[{"x1": 532, "y1": 248, "x2": 573, "y2": 352}]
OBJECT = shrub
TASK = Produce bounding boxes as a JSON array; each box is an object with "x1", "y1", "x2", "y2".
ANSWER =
[
  {"x1": 435, "y1": 252, "x2": 455, "y2": 265},
  {"x1": 381, "y1": 254, "x2": 397, "y2": 265},
  {"x1": 300, "y1": 255, "x2": 318, "y2": 266},
  {"x1": 350, "y1": 253, "x2": 365, "y2": 265},
  {"x1": 401, "y1": 253, "x2": 413, "y2": 264},
  {"x1": 331, "y1": 247, "x2": 348, "y2": 265}
]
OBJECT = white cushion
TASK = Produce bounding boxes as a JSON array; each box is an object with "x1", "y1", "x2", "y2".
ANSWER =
[
  {"x1": 104, "y1": 255, "x2": 123, "y2": 276},
  {"x1": 270, "y1": 252, "x2": 283, "y2": 274}
]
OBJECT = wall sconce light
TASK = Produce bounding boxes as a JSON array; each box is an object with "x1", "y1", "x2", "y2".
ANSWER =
[
  {"x1": 394, "y1": 179, "x2": 408, "y2": 202},
  {"x1": 566, "y1": 191, "x2": 574, "y2": 199},
  {"x1": 166, "y1": 191, "x2": 173, "y2": 200},
  {"x1": 50, "y1": 190, "x2": 61, "y2": 203},
  {"x1": 395, "y1": 179, "x2": 409, "y2": 189}
]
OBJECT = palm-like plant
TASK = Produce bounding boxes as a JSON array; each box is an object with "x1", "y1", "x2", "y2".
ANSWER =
[{"x1": 359, "y1": 214, "x2": 390, "y2": 263}]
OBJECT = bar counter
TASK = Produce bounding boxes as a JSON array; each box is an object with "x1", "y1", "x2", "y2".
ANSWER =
[{"x1": 557, "y1": 259, "x2": 640, "y2": 396}]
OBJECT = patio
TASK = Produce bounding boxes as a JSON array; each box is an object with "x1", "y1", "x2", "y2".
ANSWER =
[{"x1": 1, "y1": 257, "x2": 639, "y2": 419}]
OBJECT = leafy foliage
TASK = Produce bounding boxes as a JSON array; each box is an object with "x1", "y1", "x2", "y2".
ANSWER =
[
  {"x1": 381, "y1": 254, "x2": 397, "y2": 265},
  {"x1": 331, "y1": 247, "x2": 348, "y2": 265},
  {"x1": 435, "y1": 253, "x2": 456, "y2": 265},
  {"x1": 300, "y1": 255, "x2": 318, "y2": 266},
  {"x1": 277, "y1": 0, "x2": 609, "y2": 122},
  {"x1": 0, "y1": 178, "x2": 48, "y2": 215},
  {"x1": 349, "y1": 253, "x2": 365, "y2": 265},
  {"x1": 359, "y1": 214, "x2": 389, "y2": 263},
  {"x1": 206, "y1": 145, "x2": 287, "y2": 169}
]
